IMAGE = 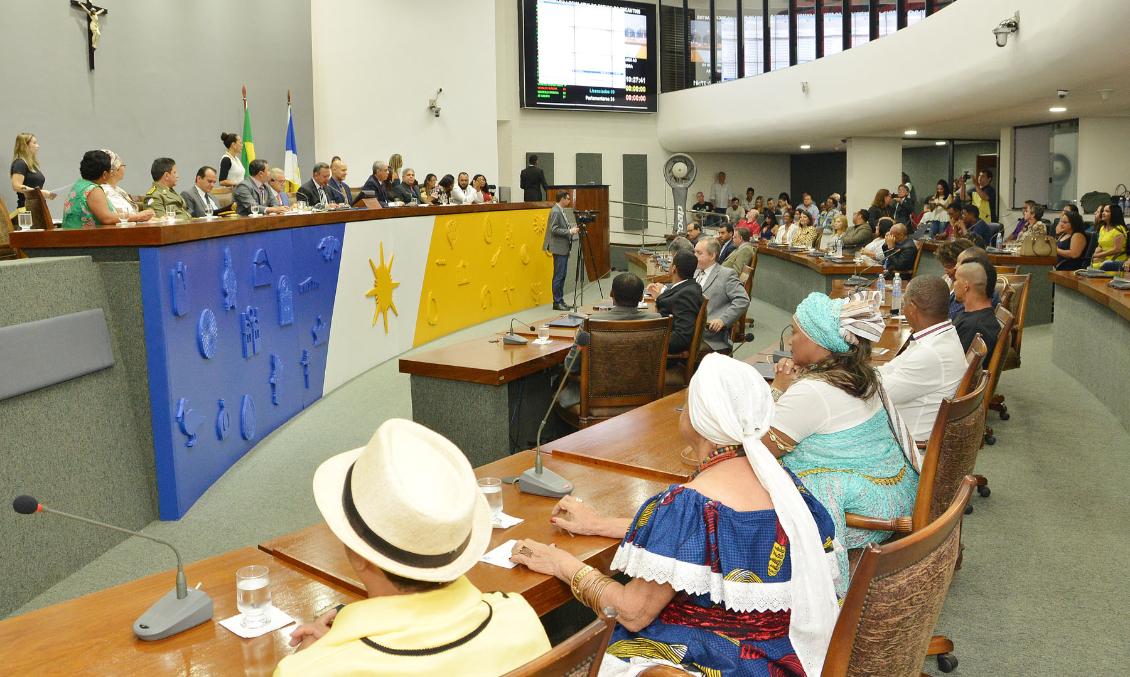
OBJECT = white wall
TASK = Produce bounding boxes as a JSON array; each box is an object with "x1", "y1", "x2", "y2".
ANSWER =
[
  {"x1": 845, "y1": 138, "x2": 902, "y2": 215},
  {"x1": 686, "y1": 153, "x2": 792, "y2": 209},
  {"x1": 1076, "y1": 117, "x2": 1130, "y2": 198},
  {"x1": 311, "y1": 1, "x2": 498, "y2": 188}
]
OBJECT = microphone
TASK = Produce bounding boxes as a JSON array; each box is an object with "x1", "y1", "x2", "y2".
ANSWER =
[
  {"x1": 503, "y1": 317, "x2": 534, "y2": 345},
  {"x1": 12, "y1": 495, "x2": 213, "y2": 640},
  {"x1": 773, "y1": 324, "x2": 793, "y2": 363},
  {"x1": 519, "y1": 331, "x2": 591, "y2": 497},
  {"x1": 847, "y1": 246, "x2": 899, "y2": 287}
]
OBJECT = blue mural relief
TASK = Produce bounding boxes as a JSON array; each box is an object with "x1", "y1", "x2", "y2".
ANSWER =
[
  {"x1": 222, "y1": 247, "x2": 237, "y2": 310},
  {"x1": 252, "y1": 248, "x2": 273, "y2": 287},
  {"x1": 176, "y1": 398, "x2": 203, "y2": 448},
  {"x1": 171, "y1": 262, "x2": 188, "y2": 316},
  {"x1": 197, "y1": 308, "x2": 218, "y2": 359},
  {"x1": 216, "y1": 398, "x2": 230, "y2": 440},
  {"x1": 240, "y1": 394, "x2": 256, "y2": 441},
  {"x1": 277, "y1": 275, "x2": 294, "y2": 326},
  {"x1": 240, "y1": 306, "x2": 262, "y2": 358},
  {"x1": 139, "y1": 222, "x2": 345, "y2": 519}
]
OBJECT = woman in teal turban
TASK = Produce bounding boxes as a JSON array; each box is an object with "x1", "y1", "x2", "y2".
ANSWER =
[{"x1": 762, "y1": 292, "x2": 920, "y2": 593}]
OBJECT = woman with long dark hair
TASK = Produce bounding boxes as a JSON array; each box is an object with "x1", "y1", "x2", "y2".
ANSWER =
[
  {"x1": 1054, "y1": 210, "x2": 1088, "y2": 271},
  {"x1": 1091, "y1": 203, "x2": 1127, "y2": 269}
]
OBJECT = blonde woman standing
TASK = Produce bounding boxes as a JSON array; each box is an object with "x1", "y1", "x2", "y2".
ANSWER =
[
  {"x1": 10, "y1": 132, "x2": 55, "y2": 210},
  {"x1": 388, "y1": 153, "x2": 403, "y2": 183}
]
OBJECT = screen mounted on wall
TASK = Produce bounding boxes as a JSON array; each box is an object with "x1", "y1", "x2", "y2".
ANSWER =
[{"x1": 520, "y1": 0, "x2": 658, "y2": 113}]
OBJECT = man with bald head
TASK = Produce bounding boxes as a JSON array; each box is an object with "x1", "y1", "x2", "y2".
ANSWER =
[
  {"x1": 881, "y1": 222, "x2": 917, "y2": 279},
  {"x1": 693, "y1": 238, "x2": 750, "y2": 352},
  {"x1": 878, "y1": 275, "x2": 967, "y2": 441},
  {"x1": 953, "y1": 259, "x2": 999, "y2": 366},
  {"x1": 948, "y1": 246, "x2": 999, "y2": 319}
]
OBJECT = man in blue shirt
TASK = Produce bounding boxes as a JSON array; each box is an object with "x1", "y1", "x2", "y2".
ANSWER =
[{"x1": 959, "y1": 203, "x2": 993, "y2": 247}]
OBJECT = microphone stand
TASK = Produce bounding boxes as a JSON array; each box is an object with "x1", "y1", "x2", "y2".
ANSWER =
[{"x1": 519, "y1": 332, "x2": 590, "y2": 497}]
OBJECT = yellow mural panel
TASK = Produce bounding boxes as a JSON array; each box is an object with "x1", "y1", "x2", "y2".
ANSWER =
[{"x1": 412, "y1": 208, "x2": 553, "y2": 347}]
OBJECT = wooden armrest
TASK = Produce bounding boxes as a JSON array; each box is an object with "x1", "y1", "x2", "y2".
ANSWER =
[
  {"x1": 845, "y1": 513, "x2": 913, "y2": 533},
  {"x1": 666, "y1": 351, "x2": 689, "y2": 360}
]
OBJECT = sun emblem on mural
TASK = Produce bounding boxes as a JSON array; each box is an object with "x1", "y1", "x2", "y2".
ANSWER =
[{"x1": 365, "y1": 242, "x2": 400, "y2": 333}]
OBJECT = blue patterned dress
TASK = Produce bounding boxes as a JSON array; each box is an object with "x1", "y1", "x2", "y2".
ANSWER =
[
  {"x1": 781, "y1": 409, "x2": 919, "y2": 595},
  {"x1": 604, "y1": 475, "x2": 837, "y2": 677}
]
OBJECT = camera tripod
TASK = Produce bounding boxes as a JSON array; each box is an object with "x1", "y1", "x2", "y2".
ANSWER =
[{"x1": 570, "y1": 223, "x2": 605, "y2": 310}]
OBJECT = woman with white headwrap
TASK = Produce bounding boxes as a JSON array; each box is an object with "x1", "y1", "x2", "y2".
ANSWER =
[
  {"x1": 510, "y1": 354, "x2": 839, "y2": 676},
  {"x1": 764, "y1": 292, "x2": 920, "y2": 594}
]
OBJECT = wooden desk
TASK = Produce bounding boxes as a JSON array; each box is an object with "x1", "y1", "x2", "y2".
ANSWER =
[
  {"x1": 916, "y1": 239, "x2": 1057, "y2": 325},
  {"x1": 753, "y1": 241, "x2": 878, "y2": 312},
  {"x1": 1050, "y1": 271, "x2": 1130, "y2": 423},
  {"x1": 258, "y1": 451, "x2": 666, "y2": 617},
  {"x1": 625, "y1": 251, "x2": 672, "y2": 284},
  {"x1": 0, "y1": 548, "x2": 358, "y2": 675}
]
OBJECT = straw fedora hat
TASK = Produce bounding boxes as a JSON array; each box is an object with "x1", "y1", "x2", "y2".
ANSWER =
[{"x1": 312, "y1": 418, "x2": 492, "y2": 582}]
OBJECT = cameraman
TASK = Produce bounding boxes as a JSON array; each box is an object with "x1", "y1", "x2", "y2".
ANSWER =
[
  {"x1": 544, "y1": 190, "x2": 579, "y2": 311},
  {"x1": 957, "y1": 169, "x2": 997, "y2": 224}
]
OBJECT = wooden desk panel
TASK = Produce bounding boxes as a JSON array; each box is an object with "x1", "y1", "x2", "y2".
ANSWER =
[
  {"x1": 0, "y1": 548, "x2": 358, "y2": 675},
  {"x1": 919, "y1": 238, "x2": 1056, "y2": 267},
  {"x1": 259, "y1": 451, "x2": 666, "y2": 616},
  {"x1": 1049, "y1": 271, "x2": 1130, "y2": 322},
  {"x1": 10, "y1": 201, "x2": 552, "y2": 249},
  {"x1": 399, "y1": 334, "x2": 575, "y2": 385}
]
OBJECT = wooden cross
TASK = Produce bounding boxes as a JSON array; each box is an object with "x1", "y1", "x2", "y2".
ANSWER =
[{"x1": 71, "y1": 0, "x2": 108, "y2": 70}]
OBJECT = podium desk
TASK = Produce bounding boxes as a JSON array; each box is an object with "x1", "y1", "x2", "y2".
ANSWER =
[
  {"x1": 259, "y1": 451, "x2": 667, "y2": 617},
  {"x1": 0, "y1": 547, "x2": 358, "y2": 675},
  {"x1": 754, "y1": 242, "x2": 875, "y2": 313}
]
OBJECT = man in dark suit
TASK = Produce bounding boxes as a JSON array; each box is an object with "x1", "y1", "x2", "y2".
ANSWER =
[
  {"x1": 881, "y1": 223, "x2": 917, "y2": 279},
  {"x1": 543, "y1": 190, "x2": 578, "y2": 310},
  {"x1": 327, "y1": 158, "x2": 352, "y2": 205},
  {"x1": 520, "y1": 155, "x2": 548, "y2": 202},
  {"x1": 233, "y1": 159, "x2": 286, "y2": 216},
  {"x1": 649, "y1": 250, "x2": 703, "y2": 354},
  {"x1": 181, "y1": 165, "x2": 221, "y2": 217},
  {"x1": 590, "y1": 273, "x2": 661, "y2": 321},
  {"x1": 361, "y1": 161, "x2": 391, "y2": 207},
  {"x1": 296, "y1": 162, "x2": 333, "y2": 208},
  {"x1": 717, "y1": 223, "x2": 736, "y2": 263}
]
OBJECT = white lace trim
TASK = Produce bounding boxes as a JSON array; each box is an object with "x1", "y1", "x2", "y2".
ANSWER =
[{"x1": 611, "y1": 542, "x2": 794, "y2": 612}]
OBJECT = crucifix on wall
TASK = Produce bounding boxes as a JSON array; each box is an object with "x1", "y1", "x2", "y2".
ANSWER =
[{"x1": 70, "y1": 0, "x2": 108, "y2": 70}]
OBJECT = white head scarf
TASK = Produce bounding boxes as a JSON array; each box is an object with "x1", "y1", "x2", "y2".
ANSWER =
[{"x1": 688, "y1": 353, "x2": 838, "y2": 676}]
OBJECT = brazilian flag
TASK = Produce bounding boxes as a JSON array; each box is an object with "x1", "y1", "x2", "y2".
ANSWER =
[{"x1": 241, "y1": 90, "x2": 256, "y2": 172}]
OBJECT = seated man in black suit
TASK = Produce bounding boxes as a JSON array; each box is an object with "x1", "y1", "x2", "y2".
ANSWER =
[
  {"x1": 296, "y1": 162, "x2": 335, "y2": 209},
  {"x1": 881, "y1": 222, "x2": 917, "y2": 279},
  {"x1": 361, "y1": 161, "x2": 391, "y2": 207},
  {"x1": 647, "y1": 250, "x2": 703, "y2": 354}
]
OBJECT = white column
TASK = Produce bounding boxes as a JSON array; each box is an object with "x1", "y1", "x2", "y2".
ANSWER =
[
  {"x1": 1076, "y1": 117, "x2": 1130, "y2": 199},
  {"x1": 845, "y1": 137, "x2": 903, "y2": 216}
]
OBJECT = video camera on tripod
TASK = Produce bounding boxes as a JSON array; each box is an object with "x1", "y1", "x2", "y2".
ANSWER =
[{"x1": 574, "y1": 209, "x2": 598, "y2": 227}]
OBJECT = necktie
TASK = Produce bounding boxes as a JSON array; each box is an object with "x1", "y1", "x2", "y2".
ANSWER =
[
  {"x1": 318, "y1": 187, "x2": 327, "y2": 205},
  {"x1": 695, "y1": 270, "x2": 705, "y2": 285},
  {"x1": 259, "y1": 185, "x2": 267, "y2": 204}
]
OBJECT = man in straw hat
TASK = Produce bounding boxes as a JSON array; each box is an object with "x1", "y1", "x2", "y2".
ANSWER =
[{"x1": 275, "y1": 419, "x2": 550, "y2": 675}]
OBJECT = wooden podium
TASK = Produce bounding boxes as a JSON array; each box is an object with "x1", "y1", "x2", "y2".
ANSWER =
[{"x1": 546, "y1": 184, "x2": 610, "y2": 282}]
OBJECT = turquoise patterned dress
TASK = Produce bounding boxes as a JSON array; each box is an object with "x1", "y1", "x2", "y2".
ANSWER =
[{"x1": 781, "y1": 408, "x2": 918, "y2": 595}]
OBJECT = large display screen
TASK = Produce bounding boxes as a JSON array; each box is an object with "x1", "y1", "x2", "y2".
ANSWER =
[{"x1": 520, "y1": 0, "x2": 658, "y2": 113}]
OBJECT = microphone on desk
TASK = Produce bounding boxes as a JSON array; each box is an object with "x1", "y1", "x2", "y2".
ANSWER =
[
  {"x1": 503, "y1": 317, "x2": 535, "y2": 345},
  {"x1": 846, "y1": 247, "x2": 899, "y2": 287},
  {"x1": 519, "y1": 331, "x2": 591, "y2": 497},
  {"x1": 12, "y1": 494, "x2": 213, "y2": 641},
  {"x1": 772, "y1": 324, "x2": 793, "y2": 364}
]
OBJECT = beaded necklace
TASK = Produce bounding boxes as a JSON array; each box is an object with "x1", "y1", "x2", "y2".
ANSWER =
[{"x1": 691, "y1": 444, "x2": 746, "y2": 479}]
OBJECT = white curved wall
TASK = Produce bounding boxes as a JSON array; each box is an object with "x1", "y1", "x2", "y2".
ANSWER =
[{"x1": 658, "y1": 0, "x2": 1130, "y2": 152}]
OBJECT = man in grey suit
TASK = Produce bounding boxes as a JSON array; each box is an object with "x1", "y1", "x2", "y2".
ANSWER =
[
  {"x1": 694, "y1": 238, "x2": 750, "y2": 352},
  {"x1": 233, "y1": 159, "x2": 287, "y2": 216},
  {"x1": 181, "y1": 166, "x2": 221, "y2": 217},
  {"x1": 543, "y1": 190, "x2": 578, "y2": 311}
]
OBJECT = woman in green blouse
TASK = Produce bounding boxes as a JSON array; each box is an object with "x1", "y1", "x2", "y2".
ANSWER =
[{"x1": 61, "y1": 150, "x2": 118, "y2": 229}]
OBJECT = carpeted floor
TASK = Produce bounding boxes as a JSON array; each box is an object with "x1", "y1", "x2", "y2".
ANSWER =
[{"x1": 12, "y1": 283, "x2": 1129, "y2": 675}]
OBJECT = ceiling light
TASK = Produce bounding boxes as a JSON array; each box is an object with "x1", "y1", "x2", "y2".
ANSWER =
[
  {"x1": 1049, "y1": 106, "x2": 1067, "y2": 113},
  {"x1": 904, "y1": 130, "x2": 918, "y2": 136},
  {"x1": 993, "y1": 12, "x2": 1020, "y2": 48},
  {"x1": 799, "y1": 144, "x2": 811, "y2": 150},
  {"x1": 935, "y1": 141, "x2": 947, "y2": 146}
]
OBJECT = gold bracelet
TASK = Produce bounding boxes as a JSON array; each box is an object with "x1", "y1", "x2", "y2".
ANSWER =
[
  {"x1": 768, "y1": 429, "x2": 796, "y2": 453},
  {"x1": 579, "y1": 573, "x2": 614, "y2": 612},
  {"x1": 770, "y1": 386, "x2": 784, "y2": 401},
  {"x1": 570, "y1": 565, "x2": 595, "y2": 601}
]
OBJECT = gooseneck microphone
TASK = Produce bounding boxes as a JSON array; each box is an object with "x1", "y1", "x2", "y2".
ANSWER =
[
  {"x1": 519, "y1": 331, "x2": 591, "y2": 497},
  {"x1": 847, "y1": 245, "x2": 900, "y2": 288},
  {"x1": 504, "y1": 317, "x2": 535, "y2": 345},
  {"x1": 12, "y1": 495, "x2": 213, "y2": 640}
]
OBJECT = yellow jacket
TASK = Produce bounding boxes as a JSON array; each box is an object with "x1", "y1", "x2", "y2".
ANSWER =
[{"x1": 274, "y1": 577, "x2": 550, "y2": 676}]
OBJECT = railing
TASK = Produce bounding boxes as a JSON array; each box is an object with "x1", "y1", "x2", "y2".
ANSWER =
[{"x1": 661, "y1": 0, "x2": 955, "y2": 92}]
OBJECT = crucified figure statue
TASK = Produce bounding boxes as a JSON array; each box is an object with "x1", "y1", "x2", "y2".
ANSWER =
[{"x1": 71, "y1": 0, "x2": 108, "y2": 70}]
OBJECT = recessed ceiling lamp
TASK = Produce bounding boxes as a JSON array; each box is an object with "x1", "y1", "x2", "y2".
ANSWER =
[
  {"x1": 935, "y1": 141, "x2": 947, "y2": 146},
  {"x1": 799, "y1": 144, "x2": 812, "y2": 150},
  {"x1": 1049, "y1": 106, "x2": 1067, "y2": 113},
  {"x1": 904, "y1": 130, "x2": 918, "y2": 136}
]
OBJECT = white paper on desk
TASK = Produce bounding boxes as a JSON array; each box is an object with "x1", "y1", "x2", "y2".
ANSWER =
[
  {"x1": 480, "y1": 539, "x2": 519, "y2": 569},
  {"x1": 492, "y1": 512, "x2": 524, "y2": 529},
  {"x1": 218, "y1": 605, "x2": 298, "y2": 639}
]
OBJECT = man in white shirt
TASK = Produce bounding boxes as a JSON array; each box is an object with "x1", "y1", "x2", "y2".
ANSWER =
[
  {"x1": 800, "y1": 193, "x2": 820, "y2": 222},
  {"x1": 878, "y1": 275, "x2": 967, "y2": 441},
  {"x1": 450, "y1": 172, "x2": 473, "y2": 204},
  {"x1": 740, "y1": 186, "x2": 756, "y2": 212},
  {"x1": 709, "y1": 171, "x2": 733, "y2": 226}
]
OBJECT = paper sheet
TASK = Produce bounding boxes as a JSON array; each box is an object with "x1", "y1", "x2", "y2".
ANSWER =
[
  {"x1": 492, "y1": 511, "x2": 524, "y2": 529},
  {"x1": 480, "y1": 539, "x2": 519, "y2": 569},
  {"x1": 218, "y1": 605, "x2": 298, "y2": 639}
]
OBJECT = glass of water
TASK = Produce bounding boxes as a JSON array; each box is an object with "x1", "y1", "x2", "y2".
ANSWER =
[
  {"x1": 236, "y1": 565, "x2": 271, "y2": 629},
  {"x1": 537, "y1": 324, "x2": 550, "y2": 342},
  {"x1": 18, "y1": 212, "x2": 33, "y2": 230},
  {"x1": 165, "y1": 207, "x2": 176, "y2": 223},
  {"x1": 117, "y1": 209, "x2": 129, "y2": 226},
  {"x1": 296, "y1": 200, "x2": 307, "y2": 213},
  {"x1": 478, "y1": 477, "x2": 503, "y2": 519},
  {"x1": 251, "y1": 204, "x2": 262, "y2": 217}
]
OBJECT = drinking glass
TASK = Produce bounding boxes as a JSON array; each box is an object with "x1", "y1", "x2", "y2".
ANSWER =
[
  {"x1": 18, "y1": 212, "x2": 33, "y2": 230},
  {"x1": 117, "y1": 209, "x2": 129, "y2": 226},
  {"x1": 296, "y1": 200, "x2": 307, "y2": 213},
  {"x1": 477, "y1": 477, "x2": 503, "y2": 518},
  {"x1": 537, "y1": 325, "x2": 550, "y2": 342},
  {"x1": 235, "y1": 565, "x2": 271, "y2": 629},
  {"x1": 203, "y1": 203, "x2": 213, "y2": 219},
  {"x1": 165, "y1": 207, "x2": 176, "y2": 223},
  {"x1": 251, "y1": 204, "x2": 262, "y2": 217}
]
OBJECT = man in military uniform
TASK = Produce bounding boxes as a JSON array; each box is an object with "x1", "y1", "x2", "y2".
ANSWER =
[{"x1": 145, "y1": 157, "x2": 192, "y2": 221}]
